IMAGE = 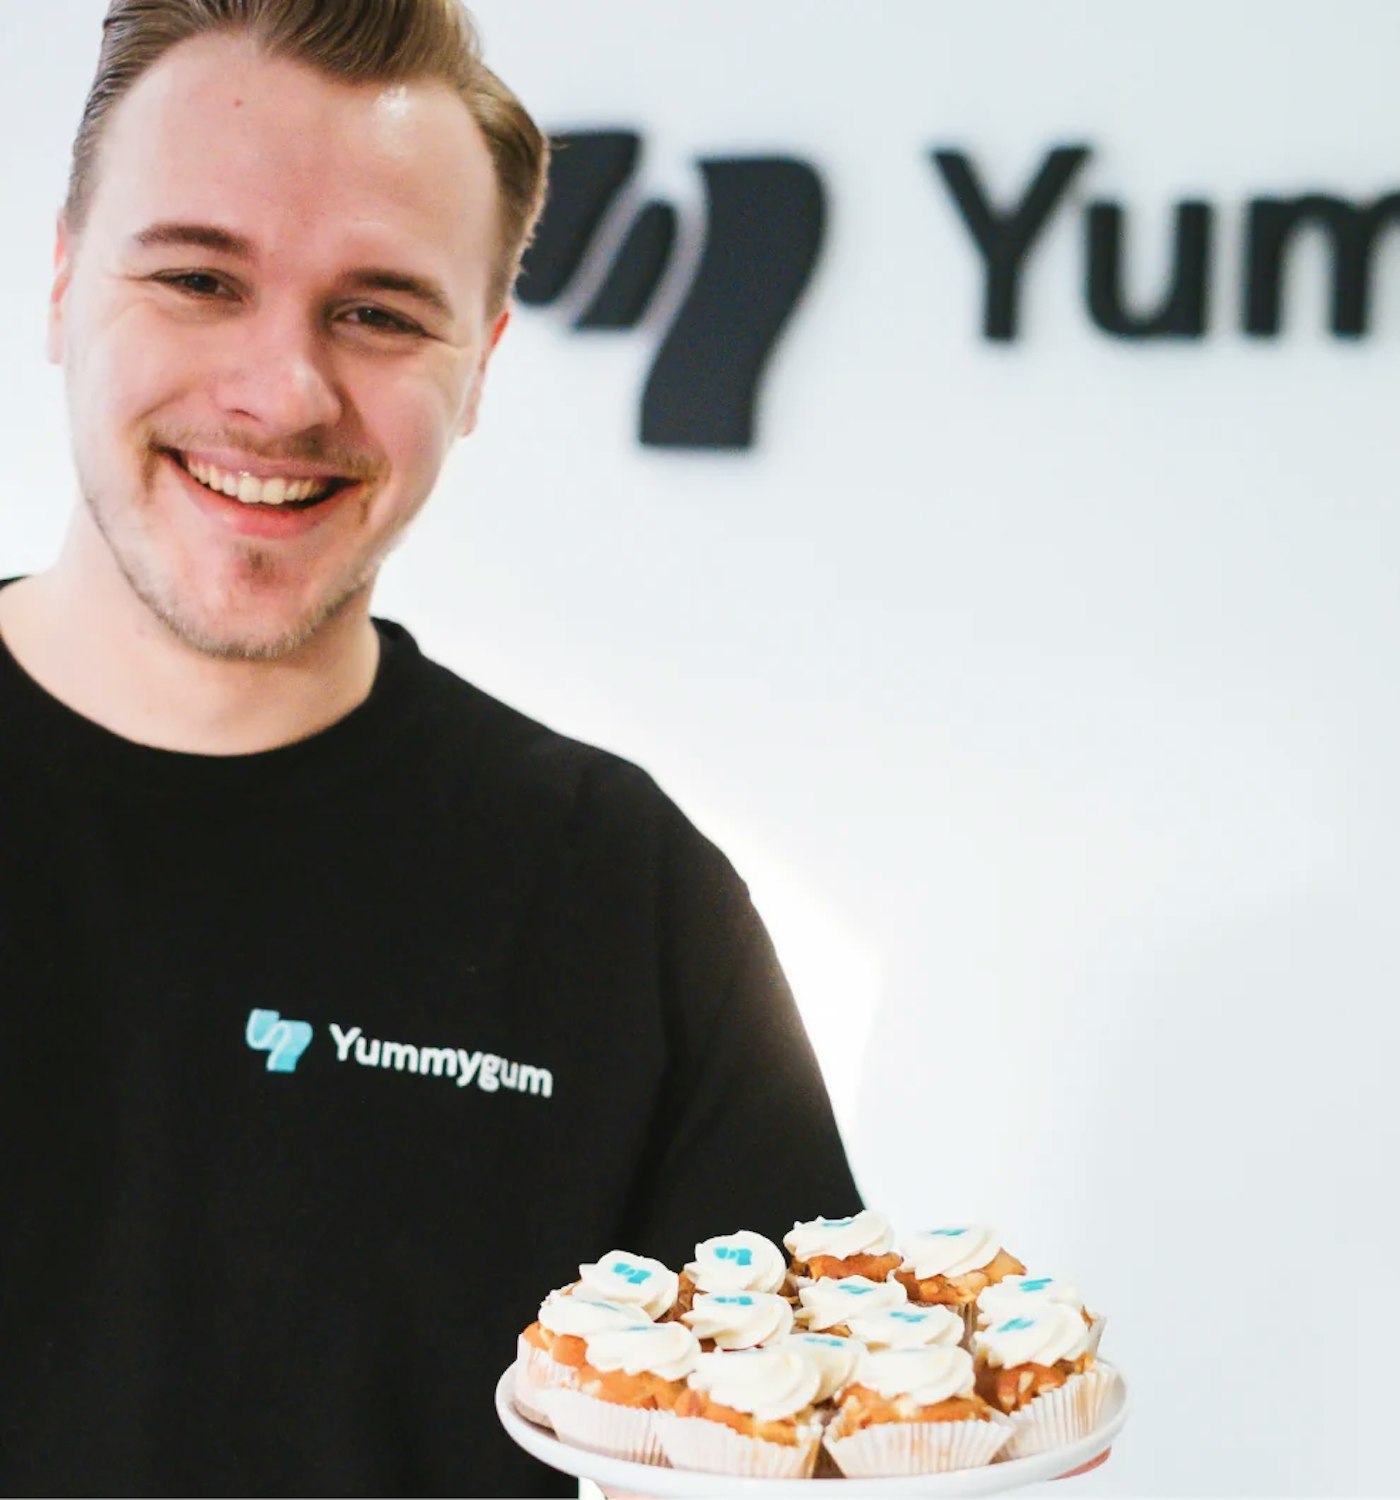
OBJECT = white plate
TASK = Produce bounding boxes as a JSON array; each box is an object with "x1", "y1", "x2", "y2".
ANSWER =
[{"x1": 495, "y1": 1361, "x2": 1129, "y2": 1496}]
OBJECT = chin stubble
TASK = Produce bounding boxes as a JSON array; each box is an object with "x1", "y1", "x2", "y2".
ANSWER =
[
  {"x1": 137, "y1": 559, "x2": 372, "y2": 662},
  {"x1": 81, "y1": 462, "x2": 380, "y2": 663}
]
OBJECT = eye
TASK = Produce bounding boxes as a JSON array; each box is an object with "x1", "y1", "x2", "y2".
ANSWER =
[
  {"x1": 149, "y1": 270, "x2": 234, "y2": 299},
  {"x1": 342, "y1": 305, "x2": 426, "y2": 337}
]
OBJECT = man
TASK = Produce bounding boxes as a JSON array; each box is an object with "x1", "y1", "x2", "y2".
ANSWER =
[{"x1": 0, "y1": 2, "x2": 860, "y2": 1494}]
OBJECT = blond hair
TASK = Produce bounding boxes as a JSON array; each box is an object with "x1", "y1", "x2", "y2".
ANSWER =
[{"x1": 67, "y1": 0, "x2": 549, "y2": 310}]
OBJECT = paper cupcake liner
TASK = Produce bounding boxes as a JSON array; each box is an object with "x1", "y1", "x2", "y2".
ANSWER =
[
  {"x1": 513, "y1": 1338, "x2": 577, "y2": 1426},
  {"x1": 1001, "y1": 1366, "x2": 1115, "y2": 1459},
  {"x1": 1086, "y1": 1314, "x2": 1108, "y2": 1355},
  {"x1": 660, "y1": 1416, "x2": 823, "y2": 1478},
  {"x1": 538, "y1": 1386, "x2": 670, "y2": 1467},
  {"x1": 824, "y1": 1415, "x2": 1013, "y2": 1476}
]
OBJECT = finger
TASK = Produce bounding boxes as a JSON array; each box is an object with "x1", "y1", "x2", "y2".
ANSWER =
[{"x1": 1053, "y1": 1445, "x2": 1112, "y2": 1480}]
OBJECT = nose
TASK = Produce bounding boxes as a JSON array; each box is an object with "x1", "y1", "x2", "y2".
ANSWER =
[{"x1": 211, "y1": 306, "x2": 344, "y2": 435}]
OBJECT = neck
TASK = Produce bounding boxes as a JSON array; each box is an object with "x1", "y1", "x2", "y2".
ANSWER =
[{"x1": 0, "y1": 520, "x2": 381, "y2": 756}]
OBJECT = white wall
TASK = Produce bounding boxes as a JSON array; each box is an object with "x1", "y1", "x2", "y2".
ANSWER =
[{"x1": 3, "y1": 3, "x2": 1395, "y2": 1493}]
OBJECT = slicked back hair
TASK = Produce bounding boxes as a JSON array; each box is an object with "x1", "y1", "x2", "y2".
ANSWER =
[{"x1": 66, "y1": 0, "x2": 549, "y2": 311}]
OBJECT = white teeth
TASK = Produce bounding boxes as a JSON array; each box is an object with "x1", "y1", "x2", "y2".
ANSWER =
[{"x1": 181, "y1": 455, "x2": 335, "y2": 506}]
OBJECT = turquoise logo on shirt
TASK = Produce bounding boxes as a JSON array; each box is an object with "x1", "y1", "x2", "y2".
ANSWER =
[{"x1": 246, "y1": 1009, "x2": 314, "y2": 1073}]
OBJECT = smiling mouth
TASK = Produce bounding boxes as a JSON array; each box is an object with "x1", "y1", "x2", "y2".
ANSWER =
[{"x1": 164, "y1": 449, "x2": 355, "y2": 509}]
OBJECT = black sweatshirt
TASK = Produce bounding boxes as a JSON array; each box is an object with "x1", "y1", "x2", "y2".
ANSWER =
[{"x1": 0, "y1": 589, "x2": 861, "y2": 1497}]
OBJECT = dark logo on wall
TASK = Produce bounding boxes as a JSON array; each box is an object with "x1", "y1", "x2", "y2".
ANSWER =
[
  {"x1": 521, "y1": 134, "x2": 1398, "y2": 450},
  {"x1": 517, "y1": 131, "x2": 825, "y2": 450}
]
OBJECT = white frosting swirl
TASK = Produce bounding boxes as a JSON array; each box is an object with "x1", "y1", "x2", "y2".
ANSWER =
[
  {"x1": 539, "y1": 1294, "x2": 648, "y2": 1339},
  {"x1": 686, "y1": 1231, "x2": 787, "y2": 1294},
  {"x1": 973, "y1": 1304, "x2": 1090, "y2": 1369},
  {"x1": 782, "y1": 1333, "x2": 865, "y2": 1401},
  {"x1": 797, "y1": 1275, "x2": 908, "y2": 1330},
  {"x1": 976, "y1": 1275, "x2": 1084, "y2": 1327},
  {"x1": 584, "y1": 1322, "x2": 701, "y2": 1382},
  {"x1": 846, "y1": 1304, "x2": 964, "y2": 1350},
  {"x1": 577, "y1": 1250, "x2": 679, "y2": 1320},
  {"x1": 784, "y1": 1210, "x2": 895, "y2": 1263},
  {"x1": 683, "y1": 1291, "x2": 793, "y2": 1349},
  {"x1": 853, "y1": 1346, "x2": 978, "y2": 1407},
  {"x1": 688, "y1": 1347, "x2": 822, "y2": 1423},
  {"x1": 899, "y1": 1226, "x2": 1001, "y2": 1280}
]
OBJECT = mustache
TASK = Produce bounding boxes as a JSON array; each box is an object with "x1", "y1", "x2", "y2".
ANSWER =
[{"x1": 146, "y1": 428, "x2": 378, "y2": 481}]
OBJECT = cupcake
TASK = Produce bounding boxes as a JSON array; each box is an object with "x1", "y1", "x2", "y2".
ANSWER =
[
  {"x1": 677, "y1": 1230, "x2": 788, "y2": 1313},
  {"x1": 574, "y1": 1249, "x2": 680, "y2": 1320},
  {"x1": 539, "y1": 1321, "x2": 701, "y2": 1465},
  {"x1": 661, "y1": 1346, "x2": 825, "y2": 1478},
  {"x1": 781, "y1": 1333, "x2": 867, "y2": 1480},
  {"x1": 797, "y1": 1274, "x2": 908, "y2": 1334},
  {"x1": 971, "y1": 1303, "x2": 1113, "y2": 1458},
  {"x1": 515, "y1": 1294, "x2": 648, "y2": 1424},
  {"x1": 893, "y1": 1226, "x2": 1025, "y2": 1311},
  {"x1": 975, "y1": 1274, "x2": 1106, "y2": 1353},
  {"x1": 845, "y1": 1304, "x2": 965, "y2": 1352},
  {"x1": 784, "y1": 1211, "x2": 901, "y2": 1282},
  {"x1": 781, "y1": 1331, "x2": 866, "y2": 1401},
  {"x1": 823, "y1": 1346, "x2": 1011, "y2": 1476},
  {"x1": 683, "y1": 1291, "x2": 794, "y2": 1350}
]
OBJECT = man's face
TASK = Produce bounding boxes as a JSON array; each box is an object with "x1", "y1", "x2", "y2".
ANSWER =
[{"x1": 50, "y1": 33, "x2": 507, "y2": 659}]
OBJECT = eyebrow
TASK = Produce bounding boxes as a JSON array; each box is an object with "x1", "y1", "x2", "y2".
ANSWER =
[
  {"x1": 130, "y1": 221, "x2": 456, "y2": 323},
  {"x1": 132, "y1": 221, "x2": 254, "y2": 258}
]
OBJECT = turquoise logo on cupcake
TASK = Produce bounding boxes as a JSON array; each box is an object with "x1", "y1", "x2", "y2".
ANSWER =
[
  {"x1": 1020, "y1": 1278, "x2": 1053, "y2": 1293},
  {"x1": 610, "y1": 1261, "x2": 653, "y2": 1285},
  {"x1": 712, "y1": 1295, "x2": 755, "y2": 1306},
  {"x1": 715, "y1": 1245, "x2": 754, "y2": 1267},
  {"x1": 997, "y1": 1317, "x2": 1035, "y2": 1332},
  {"x1": 928, "y1": 1227, "x2": 967, "y2": 1238}
]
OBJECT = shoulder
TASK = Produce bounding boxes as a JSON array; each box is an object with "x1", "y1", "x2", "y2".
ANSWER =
[{"x1": 385, "y1": 619, "x2": 736, "y2": 886}]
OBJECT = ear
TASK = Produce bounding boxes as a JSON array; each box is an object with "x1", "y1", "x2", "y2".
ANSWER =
[
  {"x1": 458, "y1": 306, "x2": 511, "y2": 438},
  {"x1": 47, "y1": 214, "x2": 75, "y2": 366}
]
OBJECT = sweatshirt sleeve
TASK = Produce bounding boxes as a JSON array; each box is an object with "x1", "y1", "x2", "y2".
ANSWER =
[{"x1": 610, "y1": 786, "x2": 864, "y2": 1268}]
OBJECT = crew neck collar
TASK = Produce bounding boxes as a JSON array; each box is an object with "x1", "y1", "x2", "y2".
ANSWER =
[{"x1": 0, "y1": 576, "x2": 427, "y2": 801}]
